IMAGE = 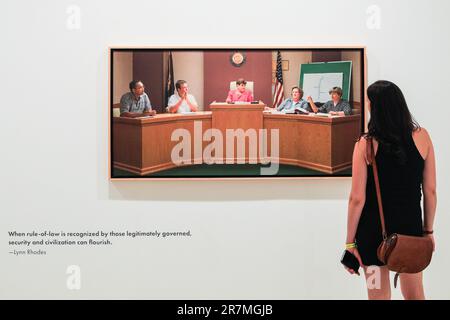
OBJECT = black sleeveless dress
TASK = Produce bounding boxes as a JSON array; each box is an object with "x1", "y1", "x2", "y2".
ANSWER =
[{"x1": 355, "y1": 134, "x2": 425, "y2": 266}]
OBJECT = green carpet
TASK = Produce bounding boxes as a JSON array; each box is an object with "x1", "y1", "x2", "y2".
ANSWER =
[{"x1": 113, "y1": 164, "x2": 352, "y2": 178}]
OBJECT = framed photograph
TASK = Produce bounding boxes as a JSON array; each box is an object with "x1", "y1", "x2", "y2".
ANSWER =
[
  {"x1": 109, "y1": 46, "x2": 366, "y2": 180},
  {"x1": 272, "y1": 59, "x2": 290, "y2": 72}
]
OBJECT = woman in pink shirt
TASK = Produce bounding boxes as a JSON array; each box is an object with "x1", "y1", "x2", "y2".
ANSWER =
[{"x1": 226, "y1": 78, "x2": 254, "y2": 103}]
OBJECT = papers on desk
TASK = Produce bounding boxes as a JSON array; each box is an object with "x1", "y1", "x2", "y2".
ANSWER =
[
  {"x1": 296, "y1": 107, "x2": 309, "y2": 114},
  {"x1": 180, "y1": 111, "x2": 199, "y2": 115},
  {"x1": 311, "y1": 112, "x2": 331, "y2": 117},
  {"x1": 309, "y1": 112, "x2": 344, "y2": 118},
  {"x1": 263, "y1": 109, "x2": 309, "y2": 115},
  {"x1": 135, "y1": 115, "x2": 153, "y2": 119}
]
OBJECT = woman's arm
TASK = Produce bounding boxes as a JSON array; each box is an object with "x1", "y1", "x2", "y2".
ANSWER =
[
  {"x1": 276, "y1": 99, "x2": 287, "y2": 111},
  {"x1": 226, "y1": 90, "x2": 233, "y2": 103},
  {"x1": 422, "y1": 129, "x2": 437, "y2": 235},
  {"x1": 306, "y1": 96, "x2": 319, "y2": 113},
  {"x1": 346, "y1": 139, "x2": 367, "y2": 243},
  {"x1": 248, "y1": 91, "x2": 254, "y2": 102},
  {"x1": 346, "y1": 139, "x2": 368, "y2": 266}
]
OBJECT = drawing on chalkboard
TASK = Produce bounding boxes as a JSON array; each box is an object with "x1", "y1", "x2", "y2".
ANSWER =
[
  {"x1": 299, "y1": 61, "x2": 352, "y2": 102},
  {"x1": 302, "y1": 73, "x2": 343, "y2": 103}
]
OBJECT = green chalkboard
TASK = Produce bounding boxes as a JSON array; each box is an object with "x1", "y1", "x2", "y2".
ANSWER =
[{"x1": 299, "y1": 61, "x2": 352, "y2": 102}]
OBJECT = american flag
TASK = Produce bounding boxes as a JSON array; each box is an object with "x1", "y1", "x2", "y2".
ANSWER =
[{"x1": 272, "y1": 50, "x2": 284, "y2": 108}]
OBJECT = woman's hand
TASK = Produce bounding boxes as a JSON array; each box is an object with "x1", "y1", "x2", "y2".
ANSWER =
[{"x1": 344, "y1": 247, "x2": 364, "y2": 275}]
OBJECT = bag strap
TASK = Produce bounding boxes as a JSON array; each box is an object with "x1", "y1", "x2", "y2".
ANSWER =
[{"x1": 367, "y1": 137, "x2": 388, "y2": 240}]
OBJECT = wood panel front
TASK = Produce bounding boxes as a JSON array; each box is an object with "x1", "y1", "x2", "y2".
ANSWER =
[
  {"x1": 330, "y1": 115, "x2": 361, "y2": 171},
  {"x1": 112, "y1": 111, "x2": 361, "y2": 175},
  {"x1": 210, "y1": 102, "x2": 266, "y2": 164},
  {"x1": 113, "y1": 112, "x2": 212, "y2": 175},
  {"x1": 263, "y1": 113, "x2": 361, "y2": 173}
]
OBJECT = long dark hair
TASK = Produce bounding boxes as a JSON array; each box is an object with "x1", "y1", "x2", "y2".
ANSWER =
[{"x1": 364, "y1": 80, "x2": 420, "y2": 164}]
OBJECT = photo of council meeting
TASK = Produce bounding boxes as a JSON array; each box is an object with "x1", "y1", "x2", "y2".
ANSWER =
[{"x1": 110, "y1": 48, "x2": 365, "y2": 178}]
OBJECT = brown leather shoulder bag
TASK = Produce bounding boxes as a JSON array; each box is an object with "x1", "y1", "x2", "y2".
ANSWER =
[{"x1": 366, "y1": 137, "x2": 433, "y2": 288}]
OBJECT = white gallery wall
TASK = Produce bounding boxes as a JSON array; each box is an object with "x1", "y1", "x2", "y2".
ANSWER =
[{"x1": 1, "y1": 0, "x2": 449, "y2": 299}]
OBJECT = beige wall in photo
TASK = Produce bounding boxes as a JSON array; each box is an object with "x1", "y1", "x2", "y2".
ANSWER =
[
  {"x1": 341, "y1": 51, "x2": 362, "y2": 104},
  {"x1": 273, "y1": 51, "x2": 313, "y2": 100},
  {"x1": 172, "y1": 51, "x2": 204, "y2": 110},
  {"x1": 112, "y1": 52, "x2": 133, "y2": 104}
]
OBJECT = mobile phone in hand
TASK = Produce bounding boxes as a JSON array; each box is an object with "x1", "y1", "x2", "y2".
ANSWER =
[{"x1": 340, "y1": 250, "x2": 360, "y2": 275}]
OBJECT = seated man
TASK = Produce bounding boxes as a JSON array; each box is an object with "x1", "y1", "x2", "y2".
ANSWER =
[
  {"x1": 120, "y1": 80, "x2": 156, "y2": 118},
  {"x1": 226, "y1": 78, "x2": 254, "y2": 103},
  {"x1": 276, "y1": 86, "x2": 310, "y2": 113},
  {"x1": 307, "y1": 87, "x2": 352, "y2": 116},
  {"x1": 168, "y1": 80, "x2": 199, "y2": 113}
]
